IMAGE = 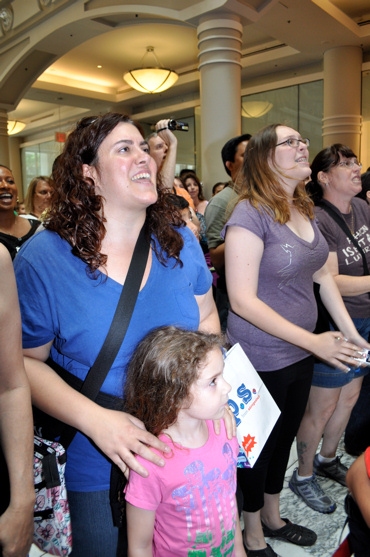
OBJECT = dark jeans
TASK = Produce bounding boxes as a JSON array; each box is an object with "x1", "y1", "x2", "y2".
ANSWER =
[
  {"x1": 238, "y1": 356, "x2": 314, "y2": 512},
  {"x1": 68, "y1": 489, "x2": 127, "y2": 557}
]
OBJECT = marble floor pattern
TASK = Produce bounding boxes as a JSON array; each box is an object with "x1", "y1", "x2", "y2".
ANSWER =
[
  {"x1": 261, "y1": 437, "x2": 353, "y2": 557},
  {"x1": 30, "y1": 438, "x2": 354, "y2": 557}
]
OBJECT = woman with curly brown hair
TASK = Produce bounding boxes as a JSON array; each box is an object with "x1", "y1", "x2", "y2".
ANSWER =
[{"x1": 14, "y1": 113, "x2": 219, "y2": 557}]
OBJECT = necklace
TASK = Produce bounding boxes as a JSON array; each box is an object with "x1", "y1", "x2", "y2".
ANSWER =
[{"x1": 342, "y1": 204, "x2": 355, "y2": 235}]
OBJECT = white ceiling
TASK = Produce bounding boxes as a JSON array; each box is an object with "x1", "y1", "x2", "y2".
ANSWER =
[{"x1": 4, "y1": 0, "x2": 370, "y2": 136}]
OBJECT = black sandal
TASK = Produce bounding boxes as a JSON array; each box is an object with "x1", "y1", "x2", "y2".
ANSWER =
[
  {"x1": 262, "y1": 518, "x2": 317, "y2": 546},
  {"x1": 243, "y1": 543, "x2": 280, "y2": 557}
]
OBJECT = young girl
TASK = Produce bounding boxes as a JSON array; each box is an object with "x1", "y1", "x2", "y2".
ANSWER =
[{"x1": 124, "y1": 326, "x2": 246, "y2": 557}]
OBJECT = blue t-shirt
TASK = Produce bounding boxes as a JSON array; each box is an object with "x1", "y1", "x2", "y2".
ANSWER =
[{"x1": 14, "y1": 226, "x2": 212, "y2": 491}]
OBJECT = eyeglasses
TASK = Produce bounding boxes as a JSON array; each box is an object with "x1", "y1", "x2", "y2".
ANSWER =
[
  {"x1": 276, "y1": 138, "x2": 310, "y2": 148},
  {"x1": 337, "y1": 160, "x2": 362, "y2": 169}
]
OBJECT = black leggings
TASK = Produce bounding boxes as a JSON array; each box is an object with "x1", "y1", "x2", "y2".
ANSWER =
[{"x1": 238, "y1": 356, "x2": 313, "y2": 512}]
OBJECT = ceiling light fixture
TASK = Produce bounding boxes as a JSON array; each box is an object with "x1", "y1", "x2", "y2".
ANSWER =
[
  {"x1": 123, "y1": 46, "x2": 178, "y2": 94},
  {"x1": 241, "y1": 101, "x2": 273, "y2": 118},
  {"x1": 7, "y1": 120, "x2": 26, "y2": 135}
]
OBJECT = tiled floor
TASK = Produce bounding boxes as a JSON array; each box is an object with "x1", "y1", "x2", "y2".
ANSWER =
[
  {"x1": 262, "y1": 437, "x2": 353, "y2": 557},
  {"x1": 30, "y1": 438, "x2": 354, "y2": 557}
]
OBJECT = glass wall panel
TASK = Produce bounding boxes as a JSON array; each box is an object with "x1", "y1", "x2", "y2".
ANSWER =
[
  {"x1": 241, "y1": 86, "x2": 298, "y2": 137},
  {"x1": 298, "y1": 81, "x2": 323, "y2": 160},
  {"x1": 21, "y1": 141, "x2": 62, "y2": 197},
  {"x1": 241, "y1": 81, "x2": 323, "y2": 162}
]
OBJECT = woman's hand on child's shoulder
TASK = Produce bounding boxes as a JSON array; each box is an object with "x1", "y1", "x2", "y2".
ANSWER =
[
  {"x1": 86, "y1": 408, "x2": 170, "y2": 477},
  {"x1": 213, "y1": 405, "x2": 236, "y2": 439}
]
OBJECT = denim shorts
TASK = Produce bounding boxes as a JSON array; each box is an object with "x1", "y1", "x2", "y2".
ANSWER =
[{"x1": 312, "y1": 317, "x2": 370, "y2": 388}]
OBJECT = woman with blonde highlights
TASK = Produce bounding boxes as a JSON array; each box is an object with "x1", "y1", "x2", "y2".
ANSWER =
[
  {"x1": 24, "y1": 175, "x2": 53, "y2": 220},
  {"x1": 223, "y1": 123, "x2": 369, "y2": 556}
]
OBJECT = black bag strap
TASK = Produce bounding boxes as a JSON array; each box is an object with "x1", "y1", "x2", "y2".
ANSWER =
[
  {"x1": 60, "y1": 223, "x2": 149, "y2": 448},
  {"x1": 319, "y1": 201, "x2": 370, "y2": 276}
]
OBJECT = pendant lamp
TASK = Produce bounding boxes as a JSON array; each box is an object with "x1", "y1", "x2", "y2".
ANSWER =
[{"x1": 123, "y1": 46, "x2": 178, "y2": 94}]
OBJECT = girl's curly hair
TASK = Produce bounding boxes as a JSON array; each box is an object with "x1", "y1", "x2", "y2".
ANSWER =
[
  {"x1": 123, "y1": 326, "x2": 224, "y2": 436},
  {"x1": 47, "y1": 113, "x2": 184, "y2": 275}
]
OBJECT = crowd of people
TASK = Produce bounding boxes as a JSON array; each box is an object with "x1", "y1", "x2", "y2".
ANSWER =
[{"x1": 1, "y1": 113, "x2": 370, "y2": 557}]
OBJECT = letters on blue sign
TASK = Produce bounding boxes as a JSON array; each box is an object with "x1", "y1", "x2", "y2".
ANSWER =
[
  {"x1": 237, "y1": 383, "x2": 252, "y2": 404},
  {"x1": 228, "y1": 383, "x2": 252, "y2": 427}
]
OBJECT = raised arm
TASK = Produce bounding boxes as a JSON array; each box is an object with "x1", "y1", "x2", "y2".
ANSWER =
[
  {"x1": 155, "y1": 119, "x2": 178, "y2": 192},
  {"x1": 0, "y1": 246, "x2": 34, "y2": 557}
]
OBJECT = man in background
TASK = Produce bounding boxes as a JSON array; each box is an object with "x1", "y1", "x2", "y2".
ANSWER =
[{"x1": 205, "y1": 133, "x2": 251, "y2": 329}]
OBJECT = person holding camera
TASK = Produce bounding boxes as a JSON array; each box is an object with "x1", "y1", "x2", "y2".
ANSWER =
[{"x1": 147, "y1": 119, "x2": 194, "y2": 209}]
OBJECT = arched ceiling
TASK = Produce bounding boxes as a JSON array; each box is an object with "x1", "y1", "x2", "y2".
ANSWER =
[{"x1": 1, "y1": 0, "x2": 370, "y2": 137}]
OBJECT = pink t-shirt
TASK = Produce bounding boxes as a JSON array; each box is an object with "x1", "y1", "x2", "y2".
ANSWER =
[{"x1": 125, "y1": 420, "x2": 239, "y2": 556}]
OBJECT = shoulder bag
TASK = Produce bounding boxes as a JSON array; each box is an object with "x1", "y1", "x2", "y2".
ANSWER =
[
  {"x1": 33, "y1": 223, "x2": 149, "y2": 555},
  {"x1": 313, "y1": 201, "x2": 370, "y2": 334}
]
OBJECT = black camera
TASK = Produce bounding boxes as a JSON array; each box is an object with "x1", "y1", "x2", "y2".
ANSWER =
[{"x1": 167, "y1": 119, "x2": 189, "y2": 132}]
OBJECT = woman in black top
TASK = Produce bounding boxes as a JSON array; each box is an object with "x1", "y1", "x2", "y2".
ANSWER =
[{"x1": 0, "y1": 165, "x2": 40, "y2": 259}]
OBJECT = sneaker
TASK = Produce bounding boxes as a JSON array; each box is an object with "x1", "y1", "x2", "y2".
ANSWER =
[
  {"x1": 313, "y1": 454, "x2": 348, "y2": 487},
  {"x1": 289, "y1": 468, "x2": 336, "y2": 513}
]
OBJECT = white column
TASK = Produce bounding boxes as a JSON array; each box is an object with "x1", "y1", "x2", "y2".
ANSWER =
[
  {"x1": 322, "y1": 46, "x2": 362, "y2": 155},
  {"x1": 197, "y1": 16, "x2": 242, "y2": 194}
]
